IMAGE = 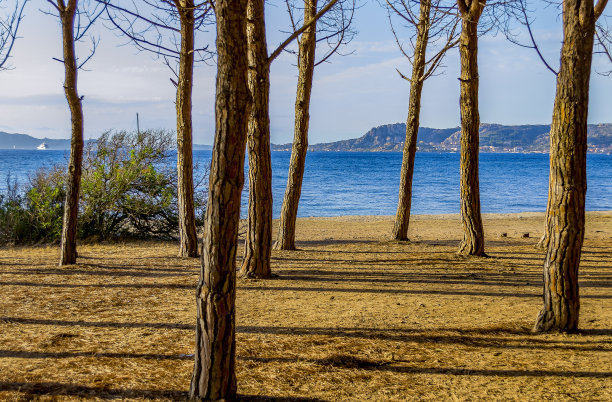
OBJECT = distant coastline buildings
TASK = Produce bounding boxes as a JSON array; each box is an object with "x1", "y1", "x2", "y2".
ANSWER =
[{"x1": 272, "y1": 123, "x2": 612, "y2": 154}]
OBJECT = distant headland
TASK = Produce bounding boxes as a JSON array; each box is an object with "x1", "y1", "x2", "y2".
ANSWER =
[{"x1": 273, "y1": 123, "x2": 612, "y2": 153}]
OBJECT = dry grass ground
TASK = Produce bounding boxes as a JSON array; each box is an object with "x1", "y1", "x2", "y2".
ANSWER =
[{"x1": 0, "y1": 212, "x2": 610, "y2": 401}]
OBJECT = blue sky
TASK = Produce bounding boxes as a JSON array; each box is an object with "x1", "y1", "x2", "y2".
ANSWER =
[{"x1": 0, "y1": 0, "x2": 610, "y2": 145}]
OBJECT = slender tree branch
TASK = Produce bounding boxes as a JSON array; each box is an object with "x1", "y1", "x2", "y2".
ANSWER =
[
  {"x1": 46, "y1": 0, "x2": 61, "y2": 12},
  {"x1": 422, "y1": 36, "x2": 459, "y2": 81},
  {"x1": 457, "y1": 0, "x2": 469, "y2": 16},
  {"x1": 501, "y1": 0, "x2": 558, "y2": 75},
  {"x1": 269, "y1": 0, "x2": 340, "y2": 64},
  {"x1": 313, "y1": 0, "x2": 356, "y2": 65},
  {"x1": 396, "y1": 67, "x2": 412, "y2": 81},
  {"x1": 595, "y1": 27, "x2": 612, "y2": 75},
  {"x1": 97, "y1": 0, "x2": 181, "y2": 33},
  {"x1": 469, "y1": 0, "x2": 484, "y2": 16},
  {"x1": 387, "y1": 0, "x2": 460, "y2": 83},
  {"x1": 594, "y1": 0, "x2": 608, "y2": 20},
  {"x1": 521, "y1": 0, "x2": 557, "y2": 74},
  {"x1": 0, "y1": 0, "x2": 28, "y2": 70},
  {"x1": 97, "y1": 0, "x2": 213, "y2": 63}
]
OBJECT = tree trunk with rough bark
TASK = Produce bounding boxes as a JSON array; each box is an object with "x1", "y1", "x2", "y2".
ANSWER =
[
  {"x1": 176, "y1": 1, "x2": 198, "y2": 258},
  {"x1": 274, "y1": 0, "x2": 318, "y2": 251},
  {"x1": 457, "y1": 0, "x2": 485, "y2": 256},
  {"x1": 392, "y1": 0, "x2": 430, "y2": 241},
  {"x1": 59, "y1": 0, "x2": 84, "y2": 266},
  {"x1": 239, "y1": 0, "x2": 273, "y2": 279},
  {"x1": 189, "y1": 0, "x2": 249, "y2": 397},
  {"x1": 533, "y1": 0, "x2": 605, "y2": 333}
]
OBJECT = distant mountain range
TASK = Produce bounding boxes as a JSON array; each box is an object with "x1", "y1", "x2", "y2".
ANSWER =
[
  {"x1": 3, "y1": 123, "x2": 612, "y2": 153},
  {"x1": 0, "y1": 131, "x2": 212, "y2": 150},
  {"x1": 272, "y1": 123, "x2": 612, "y2": 153}
]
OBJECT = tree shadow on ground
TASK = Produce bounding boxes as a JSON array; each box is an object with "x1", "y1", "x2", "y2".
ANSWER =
[
  {"x1": 236, "y1": 325, "x2": 612, "y2": 351},
  {"x1": 238, "y1": 396, "x2": 327, "y2": 401},
  {"x1": 0, "y1": 280, "x2": 192, "y2": 290},
  {"x1": 293, "y1": 239, "x2": 380, "y2": 247},
  {"x1": 0, "y1": 316, "x2": 193, "y2": 330},
  {"x1": 0, "y1": 267, "x2": 190, "y2": 278},
  {"x1": 0, "y1": 349, "x2": 192, "y2": 360},
  {"x1": 240, "y1": 284, "x2": 544, "y2": 299},
  {"x1": 0, "y1": 381, "x2": 188, "y2": 400},
  {"x1": 239, "y1": 355, "x2": 611, "y2": 378},
  {"x1": 0, "y1": 382, "x2": 325, "y2": 401}
]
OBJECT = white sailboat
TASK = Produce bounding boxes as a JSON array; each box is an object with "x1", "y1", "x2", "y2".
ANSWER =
[{"x1": 36, "y1": 142, "x2": 48, "y2": 150}]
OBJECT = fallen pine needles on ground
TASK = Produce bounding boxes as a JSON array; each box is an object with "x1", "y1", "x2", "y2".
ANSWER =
[{"x1": 0, "y1": 212, "x2": 610, "y2": 401}]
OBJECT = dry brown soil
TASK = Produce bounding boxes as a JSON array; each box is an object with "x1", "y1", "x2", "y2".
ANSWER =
[{"x1": 0, "y1": 212, "x2": 611, "y2": 401}]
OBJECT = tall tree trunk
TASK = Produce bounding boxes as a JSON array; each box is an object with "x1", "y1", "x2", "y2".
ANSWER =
[
  {"x1": 240, "y1": 0, "x2": 273, "y2": 279},
  {"x1": 533, "y1": 0, "x2": 604, "y2": 333},
  {"x1": 274, "y1": 0, "x2": 318, "y2": 251},
  {"x1": 59, "y1": 0, "x2": 83, "y2": 266},
  {"x1": 392, "y1": 0, "x2": 430, "y2": 241},
  {"x1": 457, "y1": 0, "x2": 485, "y2": 256},
  {"x1": 189, "y1": 0, "x2": 249, "y2": 397},
  {"x1": 176, "y1": 1, "x2": 198, "y2": 258}
]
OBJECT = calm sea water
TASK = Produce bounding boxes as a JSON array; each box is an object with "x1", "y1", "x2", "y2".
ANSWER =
[{"x1": 1, "y1": 149, "x2": 610, "y2": 217}]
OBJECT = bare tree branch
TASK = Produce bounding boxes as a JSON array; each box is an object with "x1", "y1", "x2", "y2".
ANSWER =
[
  {"x1": 457, "y1": 0, "x2": 469, "y2": 15},
  {"x1": 74, "y1": 2, "x2": 104, "y2": 41},
  {"x1": 43, "y1": 0, "x2": 103, "y2": 71},
  {"x1": 504, "y1": 0, "x2": 558, "y2": 75},
  {"x1": 396, "y1": 67, "x2": 412, "y2": 81},
  {"x1": 594, "y1": 0, "x2": 608, "y2": 20},
  {"x1": 99, "y1": 0, "x2": 180, "y2": 33},
  {"x1": 387, "y1": 4, "x2": 415, "y2": 64},
  {"x1": 313, "y1": 0, "x2": 357, "y2": 65},
  {"x1": 45, "y1": 0, "x2": 61, "y2": 13},
  {"x1": 386, "y1": 0, "x2": 460, "y2": 83},
  {"x1": 422, "y1": 34, "x2": 459, "y2": 81},
  {"x1": 95, "y1": 0, "x2": 214, "y2": 64},
  {"x1": 268, "y1": 0, "x2": 340, "y2": 64},
  {"x1": 0, "y1": 0, "x2": 28, "y2": 70},
  {"x1": 77, "y1": 35, "x2": 99, "y2": 69},
  {"x1": 595, "y1": 19, "x2": 612, "y2": 75}
]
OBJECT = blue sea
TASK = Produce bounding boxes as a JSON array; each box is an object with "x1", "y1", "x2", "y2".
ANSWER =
[{"x1": 0, "y1": 150, "x2": 610, "y2": 217}]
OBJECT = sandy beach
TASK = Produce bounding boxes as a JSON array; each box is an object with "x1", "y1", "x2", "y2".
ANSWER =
[{"x1": 0, "y1": 211, "x2": 610, "y2": 400}]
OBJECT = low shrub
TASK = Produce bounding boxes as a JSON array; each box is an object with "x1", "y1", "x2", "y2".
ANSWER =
[
  {"x1": 0, "y1": 129, "x2": 208, "y2": 245},
  {"x1": 0, "y1": 173, "x2": 31, "y2": 243},
  {"x1": 26, "y1": 166, "x2": 67, "y2": 242}
]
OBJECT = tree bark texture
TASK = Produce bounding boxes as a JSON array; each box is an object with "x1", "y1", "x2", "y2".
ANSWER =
[
  {"x1": 536, "y1": 189, "x2": 553, "y2": 249},
  {"x1": 59, "y1": 0, "x2": 84, "y2": 266},
  {"x1": 240, "y1": 0, "x2": 273, "y2": 279},
  {"x1": 392, "y1": 0, "x2": 430, "y2": 241},
  {"x1": 533, "y1": 0, "x2": 603, "y2": 333},
  {"x1": 457, "y1": 0, "x2": 485, "y2": 256},
  {"x1": 176, "y1": 1, "x2": 199, "y2": 258},
  {"x1": 189, "y1": 0, "x2": 249, "y2": 398},
  {"x1": 274, "y1": 0, "x2": 318, "y2": 251}
]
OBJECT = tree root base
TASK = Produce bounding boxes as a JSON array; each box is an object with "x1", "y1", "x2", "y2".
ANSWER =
[
  {"x1": 239, "y1": 272, "x2": 276, "y2": 280},
  {"x1": 533, "y1": 309, "x2": 578, "y2": 333},
  {"x1": 272, "y1": 242, "x2": 296, "y2": 251}
]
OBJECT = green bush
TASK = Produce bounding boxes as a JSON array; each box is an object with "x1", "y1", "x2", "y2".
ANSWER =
[
  {"x1": 25, "y1": 166, "x2": 66, "y2": 242},
  {"x1": 0, "y1": 173, "x2": 31, "y2": 243},
  {"x1": 0, "y1": 129, "x2": 207, "y2": 244},
  {"x1": 80, "y1": 130, "x2": 176, "y2": 240}
]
